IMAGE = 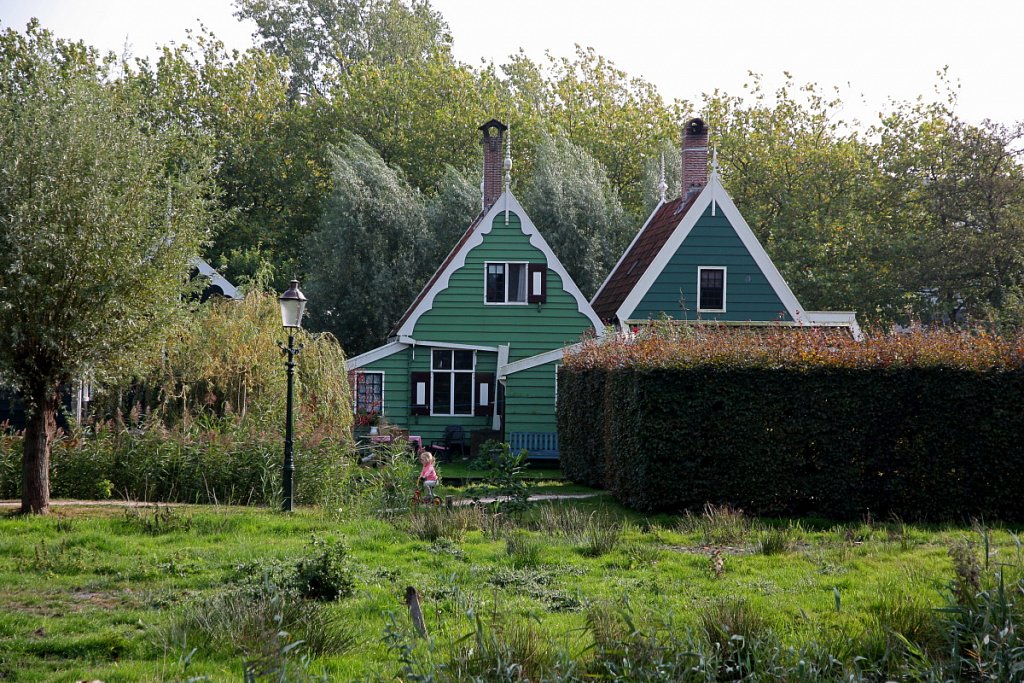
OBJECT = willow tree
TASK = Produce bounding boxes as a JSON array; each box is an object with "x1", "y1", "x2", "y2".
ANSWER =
[{"x1": 0, "y1": 24, "x2": 215, "y2": 514}]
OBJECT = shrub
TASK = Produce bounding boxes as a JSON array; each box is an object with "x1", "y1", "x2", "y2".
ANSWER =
[
  {"x1": 293, "y1": 536, "x2": 355, "y2": 602},
  {"x1": 578, "y1": 511, "x2": 622, "y2": 557},
  {"x1": 756, "y1": 527, "x2": 793, "y2": 555},
  {"x1": 406, "y1": 506, "x2": 479, "y2": 543},
  {"x1": 471, "y1": 441, "x2": 530, "y2": 513}
]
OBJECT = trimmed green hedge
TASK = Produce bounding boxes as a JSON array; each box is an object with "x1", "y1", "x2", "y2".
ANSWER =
[{"x1": 559, "y1": 364, "x2": 1024, "y2": 520}]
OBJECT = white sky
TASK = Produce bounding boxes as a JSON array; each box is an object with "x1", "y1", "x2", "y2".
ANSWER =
[{"x1": 2, "y1": 0, "x2": 1021, "y2": 128}]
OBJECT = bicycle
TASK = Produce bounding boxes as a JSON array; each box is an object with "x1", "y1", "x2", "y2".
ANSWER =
[{"x1": 411, "y1": 485, "x2": 442, "y2": 508}]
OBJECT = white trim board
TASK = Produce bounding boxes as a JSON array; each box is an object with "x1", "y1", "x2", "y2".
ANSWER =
[
  {"x1": 394, "y1": 190, "x2": 605, "y2": 338},
  {"x1": 345, "y1": 341, "x2": 406, "y2": 371},
  {"x1": 615, "y1": 174, "x2": 807, "y2": 325},
  {"x1": 189, "y1": 257, "x2": 242, "y2": 300},
  {"x1": 498, "y1": 343, "x2": 582, "y2": 377},
  {"x1": 396, "y1": 337, "x2": 499, "y2": 353}
]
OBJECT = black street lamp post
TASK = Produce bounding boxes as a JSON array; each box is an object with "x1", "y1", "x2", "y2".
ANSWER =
[{"x1": 278, "y1": 279, "x2": 307, "y2": 512}]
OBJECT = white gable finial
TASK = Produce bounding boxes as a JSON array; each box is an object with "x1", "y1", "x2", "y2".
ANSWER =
[
  {"x1": 710, "y1": 146, "x2": 719, "y2": 216},
  {"x1": 657, "y1": 153, "x2": 668, "y2": 202},
  {"x1": 504, "y1": 126, "x2": 512, "y2": 223}
]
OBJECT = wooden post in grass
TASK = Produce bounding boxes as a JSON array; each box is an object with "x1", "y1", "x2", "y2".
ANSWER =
[{"x1": 405, "y1": 586, "x2": 428, "y2": 638}]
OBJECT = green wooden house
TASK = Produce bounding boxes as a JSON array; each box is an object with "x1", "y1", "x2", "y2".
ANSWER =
[
  {"x1": 345, "y1": 120, "x2": 604, "y2": 456},
  {"x1": 591, "y1": 118, "x2": 861, "y2": 337}
]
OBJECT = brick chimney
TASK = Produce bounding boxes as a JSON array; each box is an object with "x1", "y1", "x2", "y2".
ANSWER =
[
  {"x1": 682, "y1": 117, "x2": 709, "y2": 201},
  {"x1": 479, "y1": 119, "x2": 508, "y2": 209}
]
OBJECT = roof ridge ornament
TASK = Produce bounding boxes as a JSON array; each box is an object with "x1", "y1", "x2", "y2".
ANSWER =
[
  {"x1": 657, "y1": 153, "x2": 668, "y2": 203},
  {"x1": 504, "y1": 126, "x2": 512, "y2": 223},
  {"x1": 710, "y1": 146, "x2": 719, "y2": 216}
]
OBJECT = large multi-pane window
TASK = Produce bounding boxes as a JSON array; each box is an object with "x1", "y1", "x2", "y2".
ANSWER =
[
  {"x1": 432, "y1": 349, "x2": 475, "y2": 415},
  {"x1": 354, "y1": 371, "x2": 383, "y2": 414},
  {"x1": 485, "y1": 262, "x2": 528, "y2": 303},
  {"x1": 698, "y1": 267, "x2": 726, "y2": 311}
]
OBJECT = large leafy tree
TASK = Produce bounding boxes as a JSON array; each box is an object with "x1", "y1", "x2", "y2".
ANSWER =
[
  {"x1": 305, "y1": 137, "x2": 481, "y2": 354},
  {"x1": 522, "y1": 131, "x2": 631, "y2": 298},
  {"x1": 503, "y1": 47, "x2": 686, "y2": 220},
  {"x1": 124, "y1": 33, "x2": 329, "y2": 289},
  {"x1": 0, "y1": 23, "x2": 216, "y2": 514},
  {"x1": 702, "y1": 75, "x2": 895, "y2": 323},
  {"x1": 304, "y1": 135, "x2": 432, "y2": 353},
  {"x1": 235, "y1": 0, "x2": 451, "y2": 99},
  {"x1": 874, "y1": 96, "x2": 1024, "y2": 325}
]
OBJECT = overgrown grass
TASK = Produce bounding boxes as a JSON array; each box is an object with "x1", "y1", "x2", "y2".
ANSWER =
[{"x1": 1, "y1": 500, "x2": 1023, "y2": 680}]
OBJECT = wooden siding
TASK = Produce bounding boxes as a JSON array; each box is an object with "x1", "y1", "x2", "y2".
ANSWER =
[
  {"x1": 503, "y1": 361, "x2": 558, "y2": 435},
  {"x1": 632, "y1": 205, "x2": 791, "y2": 322},
  {"x1": 412, "y1": 212, "x2": 597, "y2": 362}
]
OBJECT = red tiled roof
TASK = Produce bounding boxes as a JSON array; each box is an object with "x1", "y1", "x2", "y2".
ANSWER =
[
  {"x1": 388, "y1": 210, "x2": 486, "y2": 337},
  {"x1": 591, "y1": 193, "x2": 699, "y2": 322}
]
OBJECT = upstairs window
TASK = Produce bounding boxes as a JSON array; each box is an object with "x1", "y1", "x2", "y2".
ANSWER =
[
  {"x1": 485, "y1": 262, "x2": 528, "y2": 304},
  {"x1": 698, "y1": 267, "x2": 726, "y2": 312}
]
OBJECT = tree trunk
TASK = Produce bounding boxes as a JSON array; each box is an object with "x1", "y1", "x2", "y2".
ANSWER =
[{"x1": 22, "y1": 381, "x2": 59, "y2": 515}]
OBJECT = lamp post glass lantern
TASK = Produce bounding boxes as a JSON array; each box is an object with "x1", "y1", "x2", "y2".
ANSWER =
[{"x1": 278, "y1": 280, "x2": 307, "y2": 512}]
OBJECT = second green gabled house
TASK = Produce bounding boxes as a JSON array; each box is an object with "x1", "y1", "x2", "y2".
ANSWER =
[
  {"x1": 346, "y1": 120, "x2": 603, "y2": 454},
  {"x1": 591, "y1": 118, "x2": 861, "y2": 338}
]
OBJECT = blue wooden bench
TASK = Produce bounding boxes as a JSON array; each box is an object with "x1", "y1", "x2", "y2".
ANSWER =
[{"x1": 509, "y1": 432, "x2": 559, "y2": 463}]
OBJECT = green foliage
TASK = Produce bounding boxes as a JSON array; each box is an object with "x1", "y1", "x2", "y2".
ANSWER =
[
  {"x1": 521, "y1": 131, "x2": 632, "y2": 297},
  {"x1": 304, "y1": 134, "x2": 432, "y2": 352},
  {"x1": 677, "y1": 503, "x2": 754, "y2": 546},
  {"x1": 561, "y1": 328, "x2": 1024, "y2": 519},
  {"x1": 168, "y1": 577, "x2": 356, "y2": 664},
  {"x1": 0, "y1": 23, "x2": 215, "y2": 390},
  {"x1": 112, "y1": 290, "x2": 352, "y2": 438},
  {"x1": 0, "y1": 419, "x2": 353, "y2": 507},
  {"x1": 236, "y1": 0, "x2": 452, "y2": 99},
  {"x1": 472, "y1": 441, "x2": 531, "y2": 513},
  {"x1": 504, "y1": 530, "x2": 543, "y2": 569},
  {"x1": 293, "y1": 535, "x2": 356, "y2": 601}
]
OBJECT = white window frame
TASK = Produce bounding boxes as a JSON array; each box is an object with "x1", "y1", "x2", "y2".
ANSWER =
[
  {"x1": 484, "y1": 261, "x2": 530, "y2": 305},
  {"x1": 353, "y1": 371, "x2": 385, "y2": 416},
  {"x1": 430, "y1": 349, "x2": 476, "y2": 416},
  {"x1": 697, "y1": 266, "x2": 727, "y2": 313}
]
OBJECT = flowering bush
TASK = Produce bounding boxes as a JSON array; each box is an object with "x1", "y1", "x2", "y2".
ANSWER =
[{"x1": 566, "y1": 324, "x2": 1024, "y2": 372}]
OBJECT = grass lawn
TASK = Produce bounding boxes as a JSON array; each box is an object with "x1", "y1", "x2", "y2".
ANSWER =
[{"x1": 0, "y1": 490, "x2": 1020, "y2": 681}]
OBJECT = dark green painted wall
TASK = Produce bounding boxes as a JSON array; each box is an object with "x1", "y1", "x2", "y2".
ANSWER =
[
  {"x1": 413, "y1": 212, "x2": 596, "y2": 362},
  {"x1": 633, "y1": 205, "x2": 791, "y2": 322}
]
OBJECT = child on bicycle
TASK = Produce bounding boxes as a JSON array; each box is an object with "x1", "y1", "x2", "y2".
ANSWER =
[{"x1": 418, "y1": 450, "x2": 439, "y2": 499}]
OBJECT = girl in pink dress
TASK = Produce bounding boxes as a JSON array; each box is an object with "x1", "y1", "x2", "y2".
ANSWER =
[{"x1": 418, "y1": 451, "x2": 439, "y2": 498}]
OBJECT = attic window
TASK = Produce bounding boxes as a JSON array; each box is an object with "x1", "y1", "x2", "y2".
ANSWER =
[
  {"x1": 485, "y1": 262, "x2": 528, "y2": 304},
  {"x1": 698, "y1": 267, "x2": 726, "y2": 312}
]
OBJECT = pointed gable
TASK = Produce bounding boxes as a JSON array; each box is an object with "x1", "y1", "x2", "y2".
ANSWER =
[
  {"x1": 391, "y1": 191, "x2": 603, "y2": 353},
  {"x1": 613, "y1": 173, "x2": 808, "y2": 324}
]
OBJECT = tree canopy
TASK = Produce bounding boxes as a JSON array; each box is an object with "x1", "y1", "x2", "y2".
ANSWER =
[{"x1": 0, "y1": 22, "x2": 218, "y2": 512}]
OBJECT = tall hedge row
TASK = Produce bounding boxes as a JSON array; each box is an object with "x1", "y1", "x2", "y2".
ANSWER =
[{"x1": 559, "y1": 329, "x2": 1024, "y2": 521}]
